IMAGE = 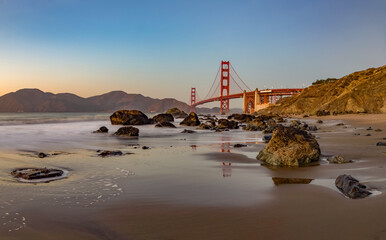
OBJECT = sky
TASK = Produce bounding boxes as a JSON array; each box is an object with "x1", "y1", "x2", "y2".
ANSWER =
[{"x1": 0, "y1": 0, "x2": 385, "y2": 106}]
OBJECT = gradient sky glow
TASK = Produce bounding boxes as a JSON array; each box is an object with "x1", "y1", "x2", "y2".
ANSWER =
[{"x1": 1, "y1": 0, "x2": 385, "y2": 105}]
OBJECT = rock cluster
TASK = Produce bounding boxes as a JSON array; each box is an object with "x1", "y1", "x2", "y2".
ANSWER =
[{"x1": 328, "y1": 155, "x2": 352, "y2": 164}]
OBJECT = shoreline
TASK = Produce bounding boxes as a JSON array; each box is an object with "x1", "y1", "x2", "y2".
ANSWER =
[{"x1": 0, "y1": 114, "x2": 385, "y2": 239}]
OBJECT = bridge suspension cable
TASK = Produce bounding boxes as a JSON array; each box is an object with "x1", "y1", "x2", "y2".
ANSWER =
[
  {"x1": 230, "y1": 63, "x2": 252, "y2": 91},
  {"x1": 203, "y1": 64, "x2": 221, "y2": 100}
]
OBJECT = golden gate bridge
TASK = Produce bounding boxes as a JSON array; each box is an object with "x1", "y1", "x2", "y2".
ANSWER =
[{"x1": 190, "y1": 61, "x2": 303, "y2": 114}]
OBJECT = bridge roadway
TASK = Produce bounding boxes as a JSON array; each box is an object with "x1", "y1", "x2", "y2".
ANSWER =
[{"x1": 192, "y1": 88, "x2": 303, "y2": 108}]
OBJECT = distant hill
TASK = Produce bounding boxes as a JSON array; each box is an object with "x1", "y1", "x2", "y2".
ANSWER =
[
  {"x1": 259, "y1": 65, "x2": 386, "y2": 115},
  {"x1": 0, "y1": 89, "x2": 191, "y2": 113}
]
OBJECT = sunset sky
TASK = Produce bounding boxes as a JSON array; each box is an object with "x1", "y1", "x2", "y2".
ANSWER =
[{"x1": 1, "y1": 0, "x2": 385, "y2": 105}]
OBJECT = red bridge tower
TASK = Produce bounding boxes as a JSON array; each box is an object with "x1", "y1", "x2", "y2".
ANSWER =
[
  {"x1": 220, "y1": 61, "x2": 230, "y2": 114},
  {"x1": 190, "y1": 87, "x2": 196, "y2": 113}
]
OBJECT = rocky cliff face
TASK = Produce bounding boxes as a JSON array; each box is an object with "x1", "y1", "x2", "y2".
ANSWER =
[{"x1": 259, "y1": 65, "x2": 386, "y2": 115}]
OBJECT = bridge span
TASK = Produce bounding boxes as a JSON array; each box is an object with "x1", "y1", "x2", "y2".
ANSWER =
[{"x1": 190, "y1": 61, "x2": 303, "y2": 114}]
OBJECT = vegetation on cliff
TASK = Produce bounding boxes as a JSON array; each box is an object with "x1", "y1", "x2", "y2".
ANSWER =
[{"x1": 259, "y1": 65, "x2": 386, "y2": 115}]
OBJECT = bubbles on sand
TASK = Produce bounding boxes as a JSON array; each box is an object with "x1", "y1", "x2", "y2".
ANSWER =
[
  {"x1": 0, "y1": 211, "x2": 26, "y2": 232},
  {"x1": 51, "y1": 167, "x2": 135, "y2": 208}
]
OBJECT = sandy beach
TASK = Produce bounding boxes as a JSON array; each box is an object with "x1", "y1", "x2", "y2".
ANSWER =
[{"x1": 0, "y1": 114, "x2": 385, "y2": 240}]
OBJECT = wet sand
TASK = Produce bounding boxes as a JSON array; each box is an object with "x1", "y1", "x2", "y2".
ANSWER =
[{"x1": 0, "y1": 114, "x2": 385, "y2": 240}]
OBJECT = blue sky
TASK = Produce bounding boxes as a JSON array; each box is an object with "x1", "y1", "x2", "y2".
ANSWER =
[{"x1": 0, "y1": 0, "x2": 385, "y2": 106}]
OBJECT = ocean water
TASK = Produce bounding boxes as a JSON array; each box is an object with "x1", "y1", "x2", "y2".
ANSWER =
[{"x1": 0, "y1": 112, "x2": 264, "y2": 151}]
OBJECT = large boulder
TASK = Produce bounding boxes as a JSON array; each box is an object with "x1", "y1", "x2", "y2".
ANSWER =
[
  {"x1": 335, "y1": 174, "x2": 372, "y2": 199},
  {"x1": 166, "y1": 108, "x2": 188, "y2": 118},
  {"x1": 257, "y1": 126, "x2": 320, "y2": 167},
  {"x1": 110, "y1": 110, "x2": 152, "y2": 125},
  {"x1": 114, "y1": 126, "x2": 139, "y2": 136},
  {"x1": 180, "y1": 112, "x2": 201, "y2": 126},
  {"x1": 153, "y1": 113, "x2": 174, "y2": 123}
]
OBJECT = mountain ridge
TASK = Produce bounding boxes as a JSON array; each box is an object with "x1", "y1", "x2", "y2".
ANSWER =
[{"x1": 0, "y1": 88, "x2": 191, "y2": 113}]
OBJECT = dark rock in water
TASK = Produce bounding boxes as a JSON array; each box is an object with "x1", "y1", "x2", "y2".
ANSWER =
[
  {"x1": 110, "y1": 110, "x2": 151, "y2": 125},
  {"x1": 166, "y1": 108, "x2": 188, "y2": 119},
  {"x1": 38, "y1": 152, "x2": 48, "y2": 158},
  {"x1": 228, "y1": 113, "x2": 254, "y2": 123},
  {"x1": 153, "y1": 113, "x2": 174, "y2": 123},
  {"x1": 376, "y1": 142, "x2": 386, "y2": 146},
  {"x1": 336, "y1": 123, "x2": 345, "y2": 126},
  {"x1": 303, "y1": 114, "x2": 309, "y2": 118},
  {"x1": 217, "y1": 119, "x2": 238, "y2": 129},
  {"x1": 155, "y1": 121, "x2": 176, "y2": 128},
  {"x1": 374, "y1": 128, "x2": 382, "y2": 132},
  {"x1": 197, "y1": 123, "x2": 212, "y2": 130},
  {"x1": 263, "y1": 135, "x2": 272, "y2": 143},
  {"x1": 335, "y1": 174, "x2": 372, "y2": 199},
  {"x1": 180, "y1": 112, "x2": 200, "y2": 126},
  {"x1": 11, "y1": 168, "x2": 64, "y2": 181},
  {"x1": 181, "y1": 129, "x2": 196, "y2": 134},
  {"x1": 98, "y1": 150, "x2": 123, "y2": 157},
  {"x1": 93, "y1": 126, "x2": 109, "y2": 133},
  {"x1": 366, "y1": 127, "x2": 373, "y2": 131},
  {"x1": 257, "y1": 126, "x2": 320, "y2": 167},
  {"x1": 234, "y1": 144, "x2": 247, "y2": 148},
  {"x1": 353, "y1": 133, "x2": 360, "y2": 136},
  {"x1": 272, "y1": 177, "x2": 313, "y2": 186},
  {"x1": 142, "y1": 146, "x2": 150, "y2": 150},
  {"x1": 316, "y1": 119, "x2": 323, "y2": 124},
  {"x1": 114, "y1": 127, "x2": 139, "y2": 136},
  {"x1": 328, "y1": 155, "x2": 352, "y2": 164},
  {"x1": 365, "y1": 134, "x2": 371, "y2": 136},
  {"x1": 308, "y1": 125, "x2": 318, "y2": 131}
]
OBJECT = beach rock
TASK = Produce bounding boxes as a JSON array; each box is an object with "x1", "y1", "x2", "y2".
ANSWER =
[
  {"x1": 155, "y1": 121, "x2": 176, "y2": 128},
  {"x1": 335, "y1": 174, "x2": 372, "y2": 199},
  {"x1": 328, "y1": 155, "x2": 352, "y2": 164},
  {"x1": 317, "y1": 119, "x2": 323, "y2": 124},
  {"x1": 181, "y1": 129, "x2": 196, "y2": 134},
  {"x1": 263, "y1": 135, "x2": 272, "y2": 143},
  {"x1": 180, "y1": 112, "x2": 201, "y2": 126},
  {"x1": 98, "y1": 150, "x2": 123, "y2": 157},
  {"x1": 365, "y1": 134, "x2": 371, "y2": 136},
  {"x1": 234, "y1": 144, "x2": 247, "y2": 148},
  {"x1": 153, "y1": 113, "x2": 174, "y2": 123},
  {"x1": 114, "y1": 126, "x2": 139, "y2": 136},
  {"x1": 272, "y1": 177, "x2": 313, "y2": 186},
  {"x1": 228, "y1": 114, "x2": 254, "y2": 123},
  {"x1": 376, "y1": 142, "x2": 386, "y2": 146},
  {"x1": 166, "y1": 108, "x2": 188, "y2": 118},
  {"x1": 197, "y1": 123, "x2": 212, "y2": 130},
  {"x1": 308, "y1": 125, "x2": 318, "y2": 131},
  {"x1": 374, "y1": 129, "x2": 382, "y2": 132},
  {"x1": 217, "y1": 119, "x2": 238, "y2": 129},
  {"x1": 257, "y1": 126, "x2": 320, "y2": 167},
  {"x1": 336, "y1": 123, "x2": 345, "y2": 126},
  {"x1": 93, "y1": 126, "x2": 109, "y2": 133},
  {"x1": 11, "y1": 168, "x2": 64, "y2": 180},
  {"x1": 142, "y1": 146, "x2": 150, "y2": 150},
  {"x1": 38, "y1": 152, "x2": 48, "y2": 158},
  {"x1": 110, "y1": 110, "x2": 151, "y2": 125},
  {"x1": 366, "y1": 127, "x2": 373, "y2": 130}
]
